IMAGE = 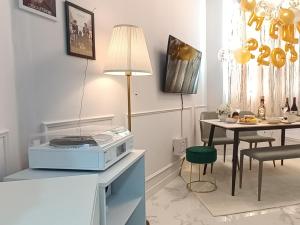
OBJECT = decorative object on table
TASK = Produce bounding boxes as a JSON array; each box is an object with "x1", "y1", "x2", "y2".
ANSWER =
[
  {"x1": 291, "y1": 97, "x2": 298, "y2": 115},
  {"x1": 65, "y1": 1, "x2": 95, "y2": 60},
  {"x1": 19, "y1": 0, "x2": 57, "y2": 21},
  {"x1": 257, "y1": 96, "x2": 266, "y2": 120},
  {"x1": 217, "y1": 104, "x2": 232, "y2": 122},
  {"x1": 232, "y1": 111, "x2": 240, "y2": 119},
  {"x1": 104, "y1": 25, "x2": 152, "y2": 131},
  {"x1": 282, "y1": 97, "x2": 291, "y2": 119}
]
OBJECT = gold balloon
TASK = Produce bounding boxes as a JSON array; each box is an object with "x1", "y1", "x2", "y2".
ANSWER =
[
  {"x1": 271, "y1": 48, "x2": 286, "y2": 68},
  {"x1": 279, "y1": 8, "x2": 295, "y2": 25},
  {"x1": 248, "y1": 11, "x2": 265, "y2": 31},
  {"x1": 257, "y1": 45, "x2": 271, "y2": 66},
  {"x1": 285, "y1": 43, "x2": 298, "y2": 62},
  {"x1": 241, "y1": 0, "x2": 256, "y2": 12},
  {"x1": 245, "y1": 38, "x2": 258, "y2": 59},
  {"x1": 269, "y1": 19, "x2": 281, "y2": 39},
  {"x1": 281, "y1": 24, "x2": 298, "y2": 44},
  {"x1": 234, "y1": 48, "x2": 251, "y2": 64}
]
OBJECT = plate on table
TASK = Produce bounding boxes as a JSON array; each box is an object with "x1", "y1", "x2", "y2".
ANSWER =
[
  {"x1": 281, "y1": 120, "x2": 293, "y2": 124},
  {"x1": 266, "y1": 117, "x2": 281, "y2": 124},
  {"x1": 239, "y1": 117, "x2": 258, "y2": 125}
]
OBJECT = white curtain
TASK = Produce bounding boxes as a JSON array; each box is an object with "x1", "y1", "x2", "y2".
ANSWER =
[{"x1": 222, "y1": 1, "x2": 300, "y2": 116}]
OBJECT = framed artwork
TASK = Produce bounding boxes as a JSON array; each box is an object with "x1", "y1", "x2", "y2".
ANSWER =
[
  {"x1": 19, "y1": 0, "x2": 57, "y2": 21},
  {"x1": 65, "y1": 1, "x2": 96, "y2": 60}
]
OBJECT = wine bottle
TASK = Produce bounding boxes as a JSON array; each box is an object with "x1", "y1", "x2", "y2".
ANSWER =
[
  {"x1": 257, "y1": 96, "x2": 266, "y2": 120},
  {"x1": 285, "y1": 98, "x2": 290, "y2": 112},
  {"x1": 291, "y1": 97, "x2": 298, "y2": 115}
]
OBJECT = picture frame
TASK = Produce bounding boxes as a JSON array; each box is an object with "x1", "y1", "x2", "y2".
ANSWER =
[
  {"x1": 19, "y1": 0, "x2": 57, "y2": 21},
  {"x1": 65, "y1": 1, "x2": 96, "y2": 60}
]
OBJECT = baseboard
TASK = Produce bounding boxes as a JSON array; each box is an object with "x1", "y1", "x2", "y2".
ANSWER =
[{"x1": 145, "y1": 157, "x2": 183, "y2": 199}]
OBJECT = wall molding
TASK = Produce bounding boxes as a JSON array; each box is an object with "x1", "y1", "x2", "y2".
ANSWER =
[
  {"x1": 145, "y1": 156, "x2": 183, "y2": 199},
  {"x1": 42, "y1": 115, "x2": 115, "y2": 132},
  {"x1": 131, "y1": 105, "x2": 207, "y2": 118},
  {"x1": 0, "y1": 130, "x2": 9, "y2": 178}
]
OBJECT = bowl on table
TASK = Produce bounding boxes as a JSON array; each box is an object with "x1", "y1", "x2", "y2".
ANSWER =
[
  {"x1": 225, "y1": 118, "x2": 238, "y2": 123},
  {"x1": 266, "y1": 117, "x2": 282, "y2": 124}
]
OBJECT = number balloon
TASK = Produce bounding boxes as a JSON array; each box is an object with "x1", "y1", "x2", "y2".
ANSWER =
[
  {"x1": 285, "y1": 43, "x2": 298, "y2": 62},
  {"x1": 271, "y1": 48, "x2": 286, "y2": 68},
  {"x1": 245, "y1": 38, "x2": 259, "y2": 58},
  {"x1": 257, "y1": 45, "x2": 271, "y2": 66}
]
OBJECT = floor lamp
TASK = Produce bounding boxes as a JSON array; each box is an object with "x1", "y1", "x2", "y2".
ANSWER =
[{"x1": 104, "y1": 25, "x2": 152, "y2": 131}]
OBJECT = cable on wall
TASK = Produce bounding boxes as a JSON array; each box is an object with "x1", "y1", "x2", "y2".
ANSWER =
[
  {"x1": 78, "y1": 59, "x2": 89, "y2": 136},
  {"x1": 180, "y1": 93, "x2": 184, "y2": 137}
]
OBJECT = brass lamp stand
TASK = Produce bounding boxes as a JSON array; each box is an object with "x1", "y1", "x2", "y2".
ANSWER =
[{"x1": 126, "y1": 73, "x2": 132, "y2": 131}]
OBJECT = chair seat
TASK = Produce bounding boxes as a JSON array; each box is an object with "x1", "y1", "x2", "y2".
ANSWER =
[
  {"x1": 202, "y1": 137, "x2": 234, "y2": 145},
  {"x1": 239, "y1": 135, "x2": 275, "y2": 143},
  {"x1": 186, "y1": 146, "x2": 217, "y2": 164}
]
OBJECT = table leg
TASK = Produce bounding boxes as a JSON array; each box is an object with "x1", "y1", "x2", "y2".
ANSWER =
[
  {"x1": 281, "y1": 128, "x2": 285, "y2": 166},
  {"x1": 203, "y1": 125, "x2": 216, "y2": 175},
  {"x1": 232, "y1": 130, "x2": 239, "y2": 196},
  {"x1": 208, "y1": 125, "x2": 215, "y2": 146}
]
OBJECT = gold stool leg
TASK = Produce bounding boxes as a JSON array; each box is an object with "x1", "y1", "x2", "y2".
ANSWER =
[
  {"x1": 199, "y1": 164, "x2": 201, "y2": 181},
  {"x1": 189, "y1": 163, "x2": 193, "y2": 190},
  {"x1": 186, "y1": 162, "x2": 217, "y2": 193}
]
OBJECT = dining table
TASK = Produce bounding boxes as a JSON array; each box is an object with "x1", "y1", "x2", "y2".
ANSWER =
[{"x1": 200, "y1": 119, "x2": 300, "y2": 196}]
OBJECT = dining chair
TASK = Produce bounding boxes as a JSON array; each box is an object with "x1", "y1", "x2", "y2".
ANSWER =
[
  {"x1": 200, "y1": 111, "x2": 234, "y2": 163},
  {"x1": 239, "y1": 111, "x2": 276, "y2": 169}
]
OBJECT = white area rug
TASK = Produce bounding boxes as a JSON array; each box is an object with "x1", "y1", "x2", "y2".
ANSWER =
[{"x1": 181, "y1": 157, "x2": 300, "y2": 216}]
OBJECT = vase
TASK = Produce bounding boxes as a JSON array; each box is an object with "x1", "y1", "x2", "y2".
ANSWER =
[{"x1": 219, "y1": 114, "x2": 228, "y2": 122}]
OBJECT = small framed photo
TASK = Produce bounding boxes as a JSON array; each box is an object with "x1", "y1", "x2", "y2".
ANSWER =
[
  {"x1": 65, "y1": 1, "x2": 96, "y2": 60},
  {"x1": 19, "y1": 0, "x2": 57, "y2": 21}
]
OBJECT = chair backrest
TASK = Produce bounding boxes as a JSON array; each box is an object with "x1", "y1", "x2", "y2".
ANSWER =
[
  {"x1": 239, "y1": 111, "x2": 258, "y2": 136},
  {"x1": 200, "y1": 111, "x2": 227, "y2": 140}
]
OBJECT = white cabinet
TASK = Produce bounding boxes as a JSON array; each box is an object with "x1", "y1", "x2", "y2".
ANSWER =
[{"x1": 4, "y1": 150, "x2": 146, "y2": 225}]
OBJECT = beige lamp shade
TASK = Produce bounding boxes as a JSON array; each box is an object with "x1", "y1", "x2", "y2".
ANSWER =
[{"x1": 103, "y1": 24, "x2": 152, "y2": 76}]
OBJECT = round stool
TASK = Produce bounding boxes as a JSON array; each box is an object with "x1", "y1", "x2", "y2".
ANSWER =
[{"x1": 186, "y1": 146, "x2": 217, "y2": 193}]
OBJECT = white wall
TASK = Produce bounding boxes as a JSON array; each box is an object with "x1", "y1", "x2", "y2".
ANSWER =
[
  {"x1": 0, "y1": 1, "x2": 21, "y2": 177},
  {"x1": 2, "y1": 0, "x2": 207, "y2": 185},
  {"x1": 206, "y1": 0, "x2": 223, "y2": 110}
]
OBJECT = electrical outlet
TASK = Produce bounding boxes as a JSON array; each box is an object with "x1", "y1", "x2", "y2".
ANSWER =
[{"x1": 173, "y1": 137, "x2": 187, "y2": 156}]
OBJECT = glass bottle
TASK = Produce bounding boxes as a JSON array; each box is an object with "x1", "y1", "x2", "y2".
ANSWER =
[
  {"x1": 257, "y1": 96, "x2": 266, "y2": 120},
  {"x1": 285, "y1": 98, "x2": 291, "y2": 112},
  {"x1": 291, "y1": 97, "x2": 298, "y2": 115}
]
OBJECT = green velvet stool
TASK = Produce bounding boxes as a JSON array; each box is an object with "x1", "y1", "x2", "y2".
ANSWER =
[{"x1": 186, "y1": 146, "x2": 217, "y2": 193}]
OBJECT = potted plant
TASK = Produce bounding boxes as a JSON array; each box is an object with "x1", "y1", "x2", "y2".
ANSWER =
[{"x1": 217, "y1": 104, "x2": 232, "y2": 122}]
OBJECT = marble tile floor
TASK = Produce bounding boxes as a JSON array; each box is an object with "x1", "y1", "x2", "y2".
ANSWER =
[{"x1": 146, "y1": 176, "x2": 300, "y2": 225}]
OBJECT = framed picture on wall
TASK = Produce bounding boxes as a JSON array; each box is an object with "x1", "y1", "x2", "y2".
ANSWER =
[
  {"x1": 19, "y1": 0, "x2": 57, "y2": 21},
  {"x1": 65, "y1": 1, "x2": 96, "y2": 60}
]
